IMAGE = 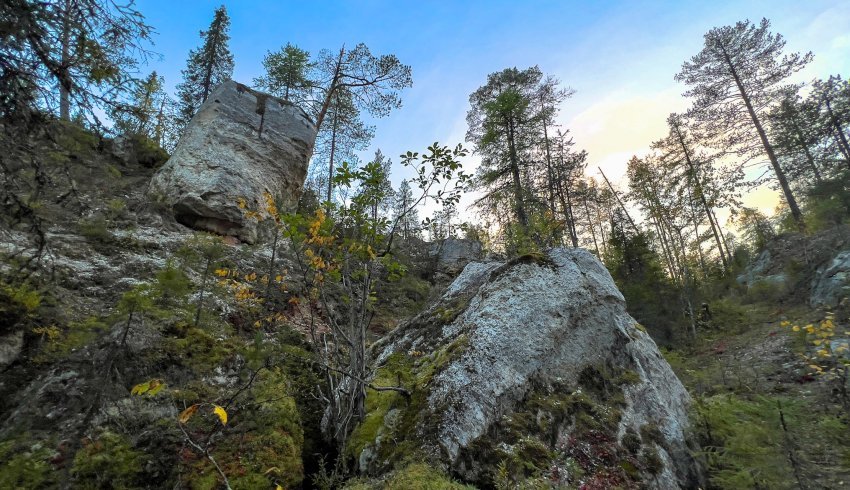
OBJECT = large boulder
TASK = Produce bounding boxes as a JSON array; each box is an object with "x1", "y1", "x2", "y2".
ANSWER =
[
  {"x1": 811, "y1": 250, "x2": 850, "y2": 307},
  {"x1": 429, "y1": 238, "x2": 483, "y2": 276},
  {"x1": 349, "y1": 249, "x2": 702, "y2": 488},
  {"x1": 148, "y1": 80, "x2": 317, "y2": 243}
]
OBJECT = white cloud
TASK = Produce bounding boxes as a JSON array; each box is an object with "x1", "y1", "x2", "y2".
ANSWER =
[{"x1": 564, "y1": 88, "x2": 689, "y2": 185}]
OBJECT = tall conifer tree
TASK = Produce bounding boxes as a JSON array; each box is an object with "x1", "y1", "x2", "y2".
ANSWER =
[
  {"x1": 175, "y1": 5, "x2": 234, "y2": 128},
  {"x1": 676, "y1": 18, "x2": 812, "y2": 229}
]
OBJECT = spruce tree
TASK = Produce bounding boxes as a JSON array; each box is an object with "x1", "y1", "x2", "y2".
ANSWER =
[
  {"x1": 110, "y1": 71, "x2": 168, "y2": 138},
  {"x1": 392, "y1": 179, "x2": 420, "y2": 240},
  {"x1": 175, "y1": 5, "x2": 234, "y2": 129}
]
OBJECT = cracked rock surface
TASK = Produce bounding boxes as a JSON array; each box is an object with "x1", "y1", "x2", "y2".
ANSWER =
[{"x1": 149, "y1": 80, "x2": 317, "y2": 243}]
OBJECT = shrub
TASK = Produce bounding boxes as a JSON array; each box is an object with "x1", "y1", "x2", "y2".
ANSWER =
[
  {"x1": 693, "y1": 395, "x2": 803, "y2": 489},
  {"x1": 115, "y1": 133, "x2": 169, "y2": 168},
  {"x1": 0, "y1": 280, "x2": 41, "y2": 330},
  {"x1": 708, "y1": 298, "x2": 756, "y2": 334}
]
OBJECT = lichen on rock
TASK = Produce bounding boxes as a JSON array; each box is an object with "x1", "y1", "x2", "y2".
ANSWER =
[
  {"x1": 351, "y1": 248, "x2": 703, "y2": 488},
  {"x1": 148, "y1": 80, "x2": 318, "y2": 243}
]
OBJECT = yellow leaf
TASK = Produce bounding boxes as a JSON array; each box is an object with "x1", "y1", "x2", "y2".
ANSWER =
[
  {"x1": 130, "y1": 381, "x2": 149, "y2": 396},
  {"x1": 213, "y1": 405, "x2": 228, "y2": 425},
  {"x1": 179, "y1": 404, "x2": 199, "y2": 424},
  {"x1": 148, "y1": 379, "x2": 166, "y2": 396}
]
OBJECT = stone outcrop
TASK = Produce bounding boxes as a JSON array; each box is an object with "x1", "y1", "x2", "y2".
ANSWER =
[
  {"x1": 429, "y1": 238, "x2": 483, "y2": 275},
  {"x1": 350, "y1": 249, "x2": 702, "y2": 488},
  {"x1": 811, "y1": 250, "x2": 850, "y2": 307},
  {"x1": 148, "y1": 80, "x2": 317, "y2": 243}
]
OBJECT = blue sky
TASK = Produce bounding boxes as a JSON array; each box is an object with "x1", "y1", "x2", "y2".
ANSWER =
[{"x1": 139, "y1": 0, "x2": 850, "y2": 218}]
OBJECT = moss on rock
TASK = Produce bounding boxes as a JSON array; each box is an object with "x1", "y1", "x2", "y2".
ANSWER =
[
  {"x1": 344, "y1": 462, "x2": 475, "y2": 489},
  {"x1": 72, "y1": 431, "x2": 147, "y2": 489}
]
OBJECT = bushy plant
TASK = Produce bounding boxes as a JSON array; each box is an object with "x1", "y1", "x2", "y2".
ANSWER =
[{"x1": 693, "y1": 395, "x2": 805, "y2": 489}]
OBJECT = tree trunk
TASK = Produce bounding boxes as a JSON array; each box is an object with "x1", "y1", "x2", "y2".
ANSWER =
[
  {"x1": 672, "y1": 122, "x2": 730, "y2": 269},
  {"x1": 314, "y1": 47, "x2": 346, "y2": 133},
  {"x1": 652, "y1": 212, "x2": 679, "y2": 285},
  {"x1": 583, "y1": 194, "x2": 600, "y2": 256},
  {"x1": 599, "y1": 168, "x2": 638, "y2": 233},
  {"x1": 58, "y1": 0, "x2": 72, "y2": 120},
  {"x1": 687, "y1": 185, "x2": 709, "y2": 276},
  {"x1": 673, "y1": 225, "x2": 697, "y2": 338},
  {"x1": 555, "y1": 175, "x2": 578, "y2": 247},
  {"x1": 824, "y1": 98, "x2": 850, "y2": 168},
  {"x1": 506, "y1": 116, "x2": 528, "y2": 229},
  {"x1": 790, "y1": 117, "x2": 822, "y2": 182},
  {"x1": 541, "y1": 99, "x2": 556, "y2": 216},
  {"x1": 326, "y1": 97, "x2": 340, "y2": 205},
  {"x1": 719, "y1": 42, "x2": 804, "y2": 229}
]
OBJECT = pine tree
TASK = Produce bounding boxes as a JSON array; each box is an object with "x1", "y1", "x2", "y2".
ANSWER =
[
  {"x1": 768, "y1": 89, "x2": 825, "y2": 185},
  {"x1": 467, "y1": 66, "x2": 545, "y2": 231},
  {"x1": 312, "y1": 87, "x2": 374, "y2": 204},
  {"x1": 676, "y1": 18, "x2": 812, "y2": 229},
  {"x1": 810, "y1": 75, "x2": 850, "y2": 170},
  {"x1": 355, "y1": 149, "x2": 394, "y2": 221},
  {"x1": 310, "y1": 44, "x2": 411, "y2": 203},
  {"x1": 550, "y1": 130, "x2": 587, "y2": 248},
  {"x1": 254, "y1": 43, "x2": 311, "y2": 103},
  {"x1": 175, "y1": 5, "x2": 234, "y2": 129},
  {"x1": 652, "y1": 113, "x2": 739, "y2": 269}
]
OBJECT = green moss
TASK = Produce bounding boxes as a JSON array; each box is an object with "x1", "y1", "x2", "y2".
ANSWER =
[
  {"x1": 344, "y1": 462, "x2": 475, "y2": 489},
  {"x1": 348, "y1": 334, "x2": 473, "y2": 468},
  {"x1": 180, "y1": 369, "x2": 305, "y2": 489},
  {"x1": 348, "y1": 353, "x2": 415, "y2": 459},
  {"x1": 639, "y1": 423, "x2": 664, "y2": 448},
  {"x1": 495, "y1": 436, "x2": 554, "y2": 481},
  {"x1": 614, "y1": 369, "x2": 641, "y2": 386},
  {"x1": 71, "y1": 431, "x2": 146, "y2": 489},
  {"x1": 0, "y1": 438, "x2": 56, "y2": 489},
  {"x1": 621, "y1": 428, "x2": 642, "y2": 455},
  {"x1": 0, "y1": 280, "x2": 42, "y2": 328},
  {"x1": 33, "y1": 316, "x2": 107, "y2": 363},
  {"x1": 488, "y1": 252, "x2": 556, "y2": 284},
  {"x1": 374, "y1": 272, "x2": 433, "y2": 327},
  {"x1": 78, "y1": 216, "x2": 113, "y2": 243},
  {"x1": 163, "y1": 325, "x2": 239, "y2": 373},
  {"x1": 639, "y1": 447, "x2": 663, "y2": 475}
]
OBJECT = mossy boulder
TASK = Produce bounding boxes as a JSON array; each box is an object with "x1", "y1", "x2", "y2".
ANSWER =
[{"x1": 350, "y1": 248, "x2": 703, "y2": 488}]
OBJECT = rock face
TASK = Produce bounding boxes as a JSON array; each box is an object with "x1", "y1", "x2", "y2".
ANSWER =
[
  {"x1": 351, "y1": 249, "x2": 702, "y2": 488},
  {"x1": 430, "y1": 238, "x2": 483, "y2": 275},
  {"x1": 811, "y1": 250, "x2": 850, "y2": 307},
  {"x1": 736, "y1": 249, "x2": 790, "y2": 291},
  {"x1": 149, "y1": 80, "x2": 317, "y2": 243}
]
